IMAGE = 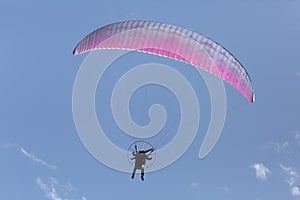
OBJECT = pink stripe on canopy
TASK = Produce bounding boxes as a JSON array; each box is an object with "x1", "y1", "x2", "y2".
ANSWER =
[{"x1": 73, "y1": 20, "x2": 254, "y2": 102}]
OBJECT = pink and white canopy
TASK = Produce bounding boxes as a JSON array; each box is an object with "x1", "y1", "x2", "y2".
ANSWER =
[{"x1": 73, "y1": 20, "x2": 254, "y2": 102}]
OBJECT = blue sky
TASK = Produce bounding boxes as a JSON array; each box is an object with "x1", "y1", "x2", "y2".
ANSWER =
[{"x1": 1, "y1": 0, "x2": 300, "y2": 199}]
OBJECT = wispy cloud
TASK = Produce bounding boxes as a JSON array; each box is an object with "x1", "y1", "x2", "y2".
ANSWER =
[
  {"x1": 4, "y1": 144, "x2": 87, "y2": 199},
  {"x1": 190, "y1": 182, "x2": 200, "y2": 189},
  {"x1": 1, "y1": 142, "x2": 16, "y2": 149},
  {"x1": 259, "y1": 131, "x2": 300, "y2": 154},
  {"x1": 280, "y1": 164, "x2": 300, "y2": 197},
  {"x1": 20, "y1": 147, "x2": 57, "y2": 171},
  {"x1": 36, "y1": 178, "x2": 62, "y2": 200},
  {"x1": 259, "y1": 141, "x2": 289, "y2": 153},
  {"x1": 297, "y1": 72, "x2": 300, "y2": 78},
  {"x1": 295, "y1": 131, "x2": 300, "y2": 144},
  {"x1": 218, "y1": 186, "x2": 229, "y2": 194},
  {"x1": 2, "y1": 144, "x2": 58, "y2": 171},
  {"x1": 36, "y1": 177, "x2": 87, "y2": 200},
  {"x1": 251, "y1": 163, "x2": 271, "y2": 181}
]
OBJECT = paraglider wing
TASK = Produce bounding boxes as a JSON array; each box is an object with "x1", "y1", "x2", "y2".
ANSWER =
[{"x1": 73, "y1": 20, "x2": 254, "y2": 102}]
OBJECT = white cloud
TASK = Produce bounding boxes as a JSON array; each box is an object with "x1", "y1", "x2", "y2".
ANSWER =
[
  {"x1": 297, "y1": 72, "x2": 300, "y2": 77},
  {"x1": 20, "y1": 147, "x2": 57, "y2": 171},
  {"x1": 280, "y1": 164, "x2": 300, "y2": 197},
  {"x1": 291, "y1": 186, "x2": 300, "y2": 197},
  {"x1": 251, "y1": 163, "x2": 271, "y2": 181},
  {"x1": 36, "y1": 178, "x2": 62, "y2": 200},
  {"x1": 36, "y1": 177, "x2": 87, "y2": 200},
  {"x1": 280, "y1": 164, "x2": 298, "y2": 186}
]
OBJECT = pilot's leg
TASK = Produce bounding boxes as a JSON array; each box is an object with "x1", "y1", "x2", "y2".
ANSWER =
[
  {"x1": 131, "y1": 168, "x2": 136, "y2": 179},
  {"x1": 141, "y1": 168, "x2": 144, "y2": 181}
]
